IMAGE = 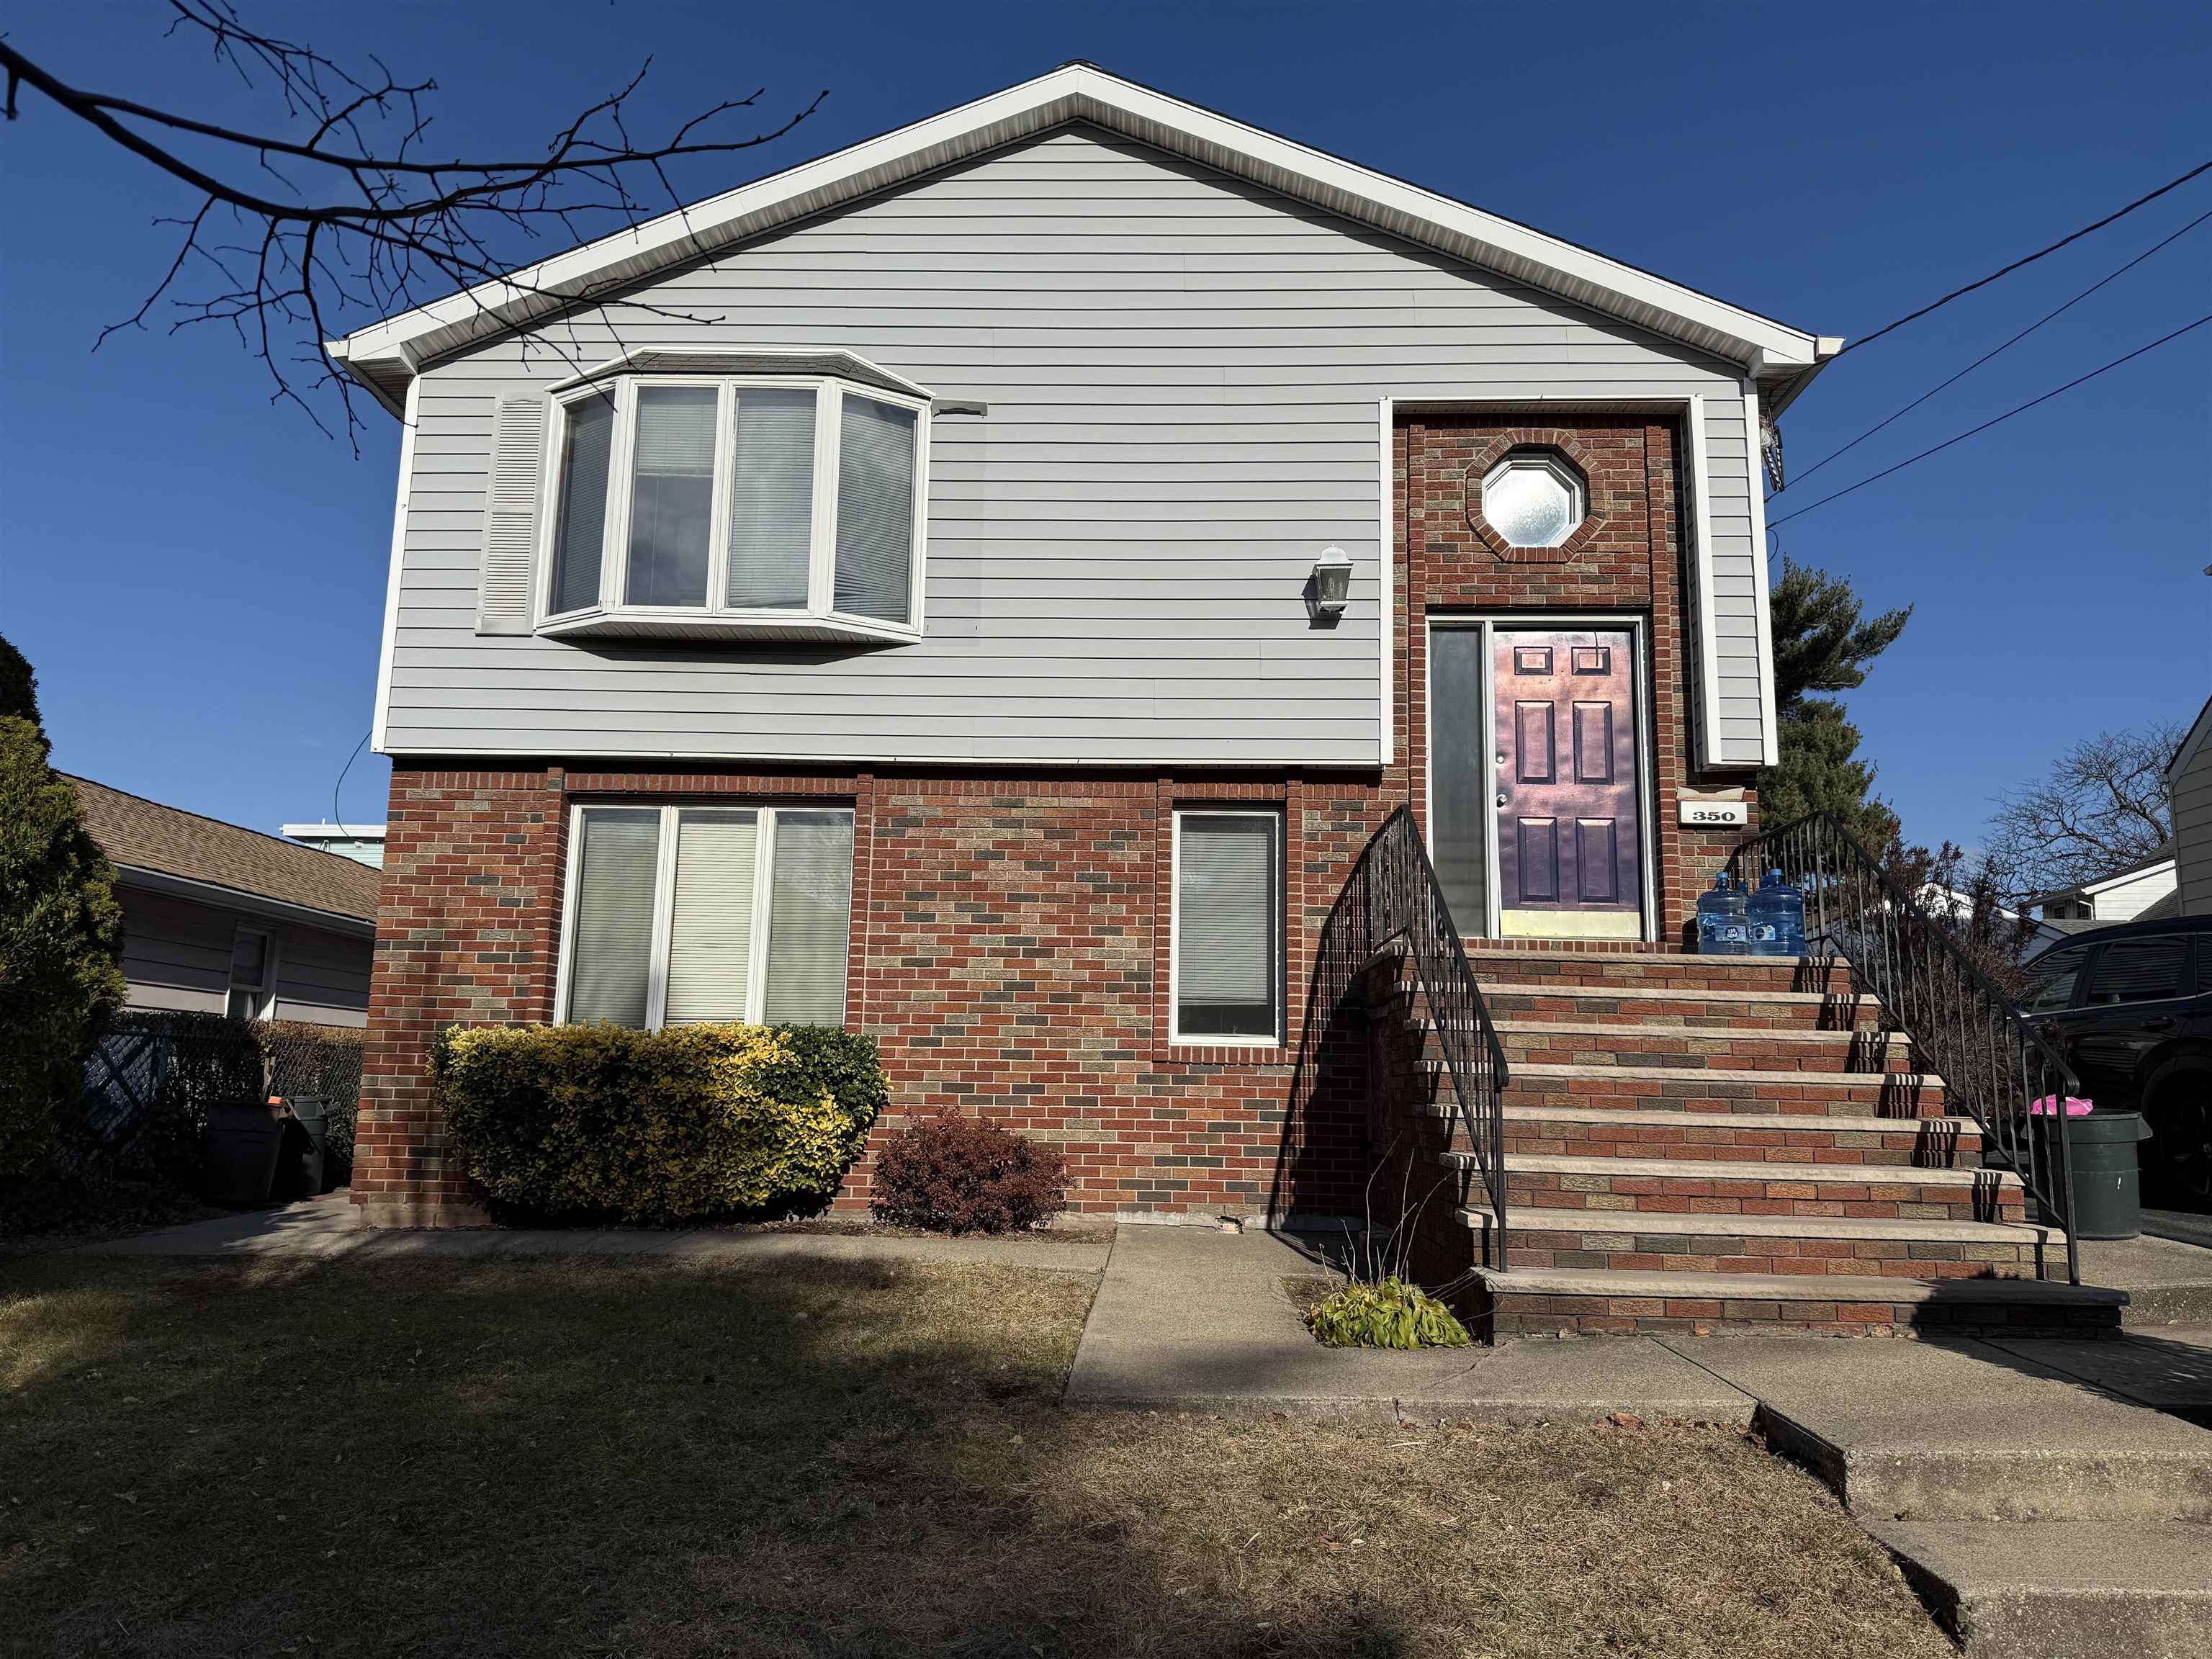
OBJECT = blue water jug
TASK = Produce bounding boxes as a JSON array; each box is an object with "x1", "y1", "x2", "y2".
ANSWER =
[
  {"x1": 1696, "y1": 873, "x2": 1750, "y2": 955},
  {"x1": 1748, "y1": 869, "x2": 1806, "y2": 958}
]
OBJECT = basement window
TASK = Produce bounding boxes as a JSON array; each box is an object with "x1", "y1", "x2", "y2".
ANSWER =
[
  {"x1": 541, "y1": 373, "x2": 927, "y2": 643},
  {"x1": 557, "y1": 804, "x2": 855, "y2": 1029}
]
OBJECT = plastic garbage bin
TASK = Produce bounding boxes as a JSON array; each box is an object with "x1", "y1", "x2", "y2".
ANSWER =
[
  {"x1": 202, "y1": 1100, "x2": 287, "y2": 1206},
  {"x1": 270, "y1": 1096, "x2": 328, "y2": 1202},
  {"x1": 2037, "y1": 1108, "x2": 2152, "y2": 1241}
]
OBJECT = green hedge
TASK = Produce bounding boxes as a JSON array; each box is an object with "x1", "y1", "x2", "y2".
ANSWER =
[{"x1": 433, "y1": 1022, "x2": 886, "y2": 1224}]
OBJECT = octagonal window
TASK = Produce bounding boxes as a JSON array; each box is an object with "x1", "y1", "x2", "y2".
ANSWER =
[{"x1": 1481, "y1": 453, "x2": 1586, "y2": 549}]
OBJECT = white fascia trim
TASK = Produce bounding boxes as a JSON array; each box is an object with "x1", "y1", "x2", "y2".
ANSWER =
[
  {"x1": 2078, "y1": 858, "x2": 2177, "y2": 897},
  {"x1": 543, "y1": 344, "x2": 935, "y2": 401},
  {"x1": 1743, "y1": 383, "x2": 1781, "y2": 768},
  {"x1": 1377, "y1": 396, "x2": 1394, "y2": 769},
  {"x1": 369, "y1": 376, "x2": 421, "y2": 756},
  {"x1": 328, "y1": 65, "x2": 1822, "y2": 388},
  {"x1": 1685, "y1": 395, "x2": 1725, "y2": 772},
  {"x1": 2166, "y1": 692, "x2": 2212, "y2": 785},
  {"x1": 280, "y1": 824, "x2": 389, "y2": 838}
]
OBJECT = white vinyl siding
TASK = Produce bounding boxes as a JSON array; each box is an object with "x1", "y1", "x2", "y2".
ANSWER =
[
  {"x1": 389, "y1": 125, "x2": 1763, "y2": 767},
  {"x1": 558, "y1": 804, "x2": 855, "y2": 1028},
  {"x1": 1172, "y1": 810, "x2": 1282, "y2": 1043},
  {"x1": 2177, "y1": 717, "x2": 2212, "y2": 917},
  {"x1": 112, "y1": 888, "x2": 372, "y2": 1027}
]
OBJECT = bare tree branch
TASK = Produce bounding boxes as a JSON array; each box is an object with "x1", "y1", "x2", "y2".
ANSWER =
[
  {"x1": 1984, "y1": 722, "x2": 2182, "y2": 901},
  {"x1": 0, "y1": 1, "x2": 824, "y2": 447}
]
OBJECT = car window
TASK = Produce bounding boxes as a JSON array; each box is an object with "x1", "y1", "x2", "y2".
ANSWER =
[
  {"x1": 2018, "y1": 945, "x2": 2090, "y2": 1014},
  {"x1": 2082, "y1": 935, "x2": 2191, "y2": 1006}
]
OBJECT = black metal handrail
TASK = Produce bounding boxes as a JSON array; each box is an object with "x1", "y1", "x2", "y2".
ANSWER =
[
  {"x1": 1315, "y1": 807, "x2": 1511, "y2": 1262},
  {"x1": 1727, "y1": 813, "x2": 2080, "y2": 1283}
]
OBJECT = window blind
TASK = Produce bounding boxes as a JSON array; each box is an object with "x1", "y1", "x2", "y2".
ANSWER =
[
  {"x1": 833, "y1": 395, "x2": 917, "y2": 624},
  {"x1": 551, "y1": 391, "x2": 616, "y2": 614},
  {"x1": 567, "y1": 809, "x2": 661, "y2": 1027},
  {"x1": 626, "y1": 385, "x2": 719, "y2": 608},
  {"x1": 1176, "y1": 814, "x2": 1280, "y2": 1038},
  {"x1": 725, "y1": 388, "x2": 816, "y2": 609},
  {"x1": 664, "y1": 812, "x2": 759, "y2": 1024},
  {"x1": 763, "y1": 811, "x2": 855, "y2": 1025}
]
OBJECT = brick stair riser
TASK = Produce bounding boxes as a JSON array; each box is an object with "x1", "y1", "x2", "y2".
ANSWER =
[
  {"x1": 1482, "y1": 1226, "x2": 2046, "y2": 1280},
  {"x1": 1493, "y1": 1030, "x2": 1921, "y2": 1075},
  {"x1": 1481, "y1": 1292, "x2": 2120, "y2": 1340},
  {"x1": 1463, "y1": 952, "x2": 1851, "y2": 996},
  {"x1": 1495, "y1": 1119, "x2": 1982, "y2": 1169},
  {"x1": 1503, "y1": 1171, "x2": 2023, "y2": 1224},
  {"x1": 1484, "y1": 992, "x2": 1881, "y2": 1033},
  {"x1": 1511, "y1": 1074, "x2": 1948, "y2": 1118}
]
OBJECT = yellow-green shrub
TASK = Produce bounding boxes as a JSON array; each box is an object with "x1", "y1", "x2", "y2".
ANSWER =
[
  {"x1": 433, "y1": 1022, "x2": 886, "y2": 1224},
  {"x1": 1303, "y1": 1277, "x2": 1471, "y2": 1349}
]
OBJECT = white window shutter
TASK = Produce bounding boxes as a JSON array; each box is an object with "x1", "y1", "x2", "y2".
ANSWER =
[{"x1": 476, "y1": 396, "x2": 549, "y2": 635}]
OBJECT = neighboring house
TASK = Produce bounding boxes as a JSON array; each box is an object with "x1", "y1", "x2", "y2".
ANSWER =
[
  {"x1": 282, "y1": 821, "x2": 388, "y2": 868},
  {"x1": 70, "y1": 777, "x2": 382, "y2": 1028},
  {"x1": 2172, "y1": 693, "x2": 2212, "y2": 916},
  {"x1": 329, "y1": 65, "x2": 1840, "y2": 1227},
  {"x1": 2034, "y1": 843, "x2": 2178, "y2": 925}
]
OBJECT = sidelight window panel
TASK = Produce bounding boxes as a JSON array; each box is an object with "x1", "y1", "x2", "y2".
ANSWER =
[
  {"x1": 549, "y1": 390, "x2": 617, "y2": 615},
  {"x1": 559, "y1": 804, "x2": 855, "y2": 1030},
  {"x1": 1173, "y1": 811, "x2": 1283, "y2": 1043}
]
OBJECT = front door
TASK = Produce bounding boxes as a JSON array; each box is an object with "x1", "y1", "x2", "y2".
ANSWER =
[{"x1": 1493, "y1": 628, "x2": 1642, "y2": 939}]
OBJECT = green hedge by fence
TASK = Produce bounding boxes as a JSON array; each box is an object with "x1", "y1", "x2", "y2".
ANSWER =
[{"x1": 432, "y1": 1022, "x2": 887, "y2": 1225}]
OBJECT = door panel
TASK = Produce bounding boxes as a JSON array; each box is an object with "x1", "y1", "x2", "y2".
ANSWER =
[{"x1": 1493, "y1": 628, "x2": 1642, "y2": 938}]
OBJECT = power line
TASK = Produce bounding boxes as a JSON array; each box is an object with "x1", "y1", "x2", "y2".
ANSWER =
[
  {"x1": 1769, "y1": 310, "x2": 2212, "y2": 527},
  {"x1": 1837, "y1": 156, "x2": 2212, "y2": 358},
  {"x1": 1786, "y1": 203, "x2": 2212, "y2": 491}
]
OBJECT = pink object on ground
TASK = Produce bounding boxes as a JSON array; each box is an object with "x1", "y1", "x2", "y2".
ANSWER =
[{"x1": 2029, "y1": 1095, "x2": 2095, "y2": 1117}]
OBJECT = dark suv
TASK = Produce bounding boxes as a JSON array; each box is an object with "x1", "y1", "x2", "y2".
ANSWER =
[{"x1": 2018, "y1": 914, "x2": 2212, "y2": 1209}]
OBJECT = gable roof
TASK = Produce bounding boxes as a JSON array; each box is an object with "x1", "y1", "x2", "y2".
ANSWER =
[
  {"x1": 68, "y1": 776, "x2": 382, "y2": 929},
  {"x1": 330, "y1": 63, "x2": 1837, "y2": 417},
  {"x1": 2169, "y1": 691, "x2": 2212, "y2": 786}
]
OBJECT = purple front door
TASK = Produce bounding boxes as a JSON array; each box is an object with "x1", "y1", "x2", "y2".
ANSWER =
[{"x1": 1493, "y1": 628, "x2": 1642, "y2": 938}]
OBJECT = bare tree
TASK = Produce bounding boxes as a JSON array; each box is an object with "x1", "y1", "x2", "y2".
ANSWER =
[
  {"x1": 0, "y1": 2, "x2": 824, "y2": 446},
  {"x1": 1984, "y1": 722, "x2": 2181, "y2": 901}
]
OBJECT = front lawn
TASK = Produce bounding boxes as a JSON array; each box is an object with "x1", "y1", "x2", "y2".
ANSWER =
[{"x1": 1, "y1": 1255, "x2": 1948, "y2": 1658}]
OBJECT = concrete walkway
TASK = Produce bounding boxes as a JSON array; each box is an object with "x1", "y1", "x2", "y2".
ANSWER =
[{"x1": 61, "y1": 1193, "x2": 1112, "y2": 1272}]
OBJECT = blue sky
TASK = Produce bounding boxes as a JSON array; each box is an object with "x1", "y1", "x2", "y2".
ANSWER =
[{"x1": 3, "y1": 1, "x2": 2207, "y2": 850}]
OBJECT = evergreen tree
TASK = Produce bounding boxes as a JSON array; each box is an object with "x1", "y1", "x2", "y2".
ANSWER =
[
  {"x1": 1757, "y1": 559, "x2": 1911, "y2": 850},
  {"x1": 0, "y1": 636, "x2": 125, "y2": 1179}
]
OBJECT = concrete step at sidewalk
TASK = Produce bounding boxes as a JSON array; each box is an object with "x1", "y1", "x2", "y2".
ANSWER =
[
  {"x1": 1483, "y1": 980, "x2": 1881, "y2": 1032},
  {"x1": 1509, "y1": 1061, "x2": 1949, "y2": 1118},
  {"x1": 1457, "y1": 1151, "x2": 2023, "y2": 1223},
  {"x1": 1865, "y1": 1519, "x2": 2212, "y2": 1657},
  {"x1": 1493, "y1": 1020, "x2": 1923, "y2": 1075},
  {"x1": 1475, "y1": 1266, "x2": 2124, "y2": 1339},
  {"x1": 1494, "y1": 1105, "x2": 1984, "y2": 1169},
  {"x1": 1465, "y1": 947, "x2": 1852, "y2": 995},
  {"x1": 1458, "y1": 1204, "x2": 2066, "y2": 1280}
]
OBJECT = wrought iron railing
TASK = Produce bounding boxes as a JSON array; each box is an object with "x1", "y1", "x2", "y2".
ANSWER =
[
  {"x1": 1727, "y1": 813, "x2": 2080, "y2": 1283},
  {"x1": 1315, "y1": 807, "x2": 1511, "y2": 1262}
]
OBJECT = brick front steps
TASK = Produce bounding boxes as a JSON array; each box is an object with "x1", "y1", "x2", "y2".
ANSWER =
[
  {"x1": 1465, "y1": 948, "x2": 1851, "y2": 994},
  {"x1": 1458, "y1": 1205, "x2": 2064, "y2": 1279},
  {"x1": 1506, "y1": 1062, "x2": 1948, "y2": 1118},
  {"x1": 1493, "y1": 1020, "x2": 1920, "y2": 1074},
  {"x1": 1474, "y1": 1267, "x2": 2126, "y2": 1338},
  {"x1": 1462, "y1": 1151, "x2": 2023, "y2": 1223},
  {"x1": 1483, "y1": 981, "x2": 1878, "y2": 1032},
  {"x1": 1497, "y1": 1105, "x2": 1981, "y2": 1168}
]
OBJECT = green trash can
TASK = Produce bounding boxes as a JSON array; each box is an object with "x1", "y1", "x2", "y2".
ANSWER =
[
  {"x1": 270, "y1": 1096, "x2": 328, "y2": 1203},
  {"x1": 2040, "y1": 1110, "x2": 2152, "y2": 1241},
  {"x1": 202, "y1": 1100, "x2": 287, "y2": 1207}
]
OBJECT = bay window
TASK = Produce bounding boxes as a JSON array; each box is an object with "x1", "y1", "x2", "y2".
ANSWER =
[
  {"x1": 557, "y1": 804, "x2": 855, "y2": 1030},
  {"x1": 1172, "y1": 810, "x2": 1283, "y2": 1044},
  {"x1": 540, "y1": 368, "x2": 927, "y2": 642}
]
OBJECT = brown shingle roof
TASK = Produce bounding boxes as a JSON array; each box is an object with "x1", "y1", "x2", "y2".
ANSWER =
[{"x1": 66, "y1": 775, "x2": 382, "y2": 925}]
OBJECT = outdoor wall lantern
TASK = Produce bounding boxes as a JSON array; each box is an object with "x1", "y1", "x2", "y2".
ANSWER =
[{"x1": 1305, "y1": 546, "x2": 1352, "y2": 625}]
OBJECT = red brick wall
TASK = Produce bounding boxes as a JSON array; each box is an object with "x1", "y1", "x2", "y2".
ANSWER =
[{"x1": 353, "y1": 409, "x2": 1759, "y2": 1226}]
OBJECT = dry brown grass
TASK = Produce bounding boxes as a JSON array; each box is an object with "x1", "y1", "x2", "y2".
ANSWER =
[{"x1": 0, "y1": 1255, "x2": 1951, "y2": 1658}]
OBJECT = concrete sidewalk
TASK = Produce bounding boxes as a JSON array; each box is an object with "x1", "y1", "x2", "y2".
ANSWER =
[{"x1": 61, "y1": 1193, "x2": 1112, "y2": 1273}]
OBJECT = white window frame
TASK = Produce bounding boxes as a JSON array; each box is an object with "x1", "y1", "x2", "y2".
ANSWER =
[
  {"x1": 1480, "y1": 451, "x2": 1587, "y2": 549},
  {"x1": 1168, "y1": 807, "x2": 1285, "y2": 1048},
  {"x1": 552, "y1": 802, "x2": 856, "y2": 1030},
  {"x1": 536, "y1": 374, "x2": 930, "y2": 643},
  {"x1": 227, "y1": 925, "x2": 276, "y2": 1022}
]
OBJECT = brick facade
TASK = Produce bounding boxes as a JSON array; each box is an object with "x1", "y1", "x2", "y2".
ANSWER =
[{"x1": 354, "y1": 410, "x2": 1761, "y2": 1226}]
